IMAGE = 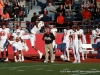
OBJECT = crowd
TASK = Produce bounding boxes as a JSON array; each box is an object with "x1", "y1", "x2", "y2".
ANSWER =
[
  {"x1": 0, "y1": 0, "x2": 100, "y2": 32},
  {"x1": 30, "y1": 0, "x2": 100, "y2": 32},
  {"x1": 0, "y1": 0, "x2": 30, "y2": 27}
]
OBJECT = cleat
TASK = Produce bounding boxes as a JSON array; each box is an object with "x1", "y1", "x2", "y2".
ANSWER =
[
  {"x1": 4, "y1": 58, "x2": 9, "y2": 62},
  {"x1": 67, "y1": 58, "x2": 70, "y2": 61},
  {"x1": 51, "y1": 61, "x2": 54, "y2": 63},
  {"x1": 73, "y1": 61, "x2": 77, "y2": 63},
  {"x1": 21, "y1": 59, "x2": 24, "y2": 62},
  {"x1": 18, "y1": 59, "x2": 22, "y2": 62},
  {"x1": 15, "y1": 59, "x2": 18, "y2": 62},
  {"x1": 78, "y1": 61, "x2": 81, "y2": 63},
  {"x1": 64, "y1": 57, "x2": 67, "y2": 61},
  {"x1": 44, "y1": 60, "x2": 48, "y2": 63}
]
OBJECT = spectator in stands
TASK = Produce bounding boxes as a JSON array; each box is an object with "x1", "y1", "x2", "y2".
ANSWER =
[
  {"x1": 74, "y1": 9, "x2": 83, "y2": 21},
  {"x1": 44, "y1": 2, "x2": 56, "y2": 21},
  {"x1": 96, "y1": 0, "x2": 100, "y2": 8},
  {"x1": 18, "y1": 8, "x2": 24, "y2": 21},
  {"x1": 19, "y1": 0, "x2": 28, "y2": 17},
  {"x1": 57, "y1": 12, "x2": 64, "y2": 32},
  {"x1": 94, "y1": 8, "x2": 100, "y2": 24},
  {"x1": 31, "y1": 12, "x2": 38, "y2": 25},
  {"x1": 72, "y1": 0, "x2": 81, "y2": 10},
  {"x1": 65, "y1": 0, "x2": 72, "y2": 11},
  {"x1": 46, "y1": 0, "x2": 55, "y2": 6},
  {"x1": 65, "y1": 11, "x2": 73, "y2": 27},
  {"x1": 89, "y1": 0, "x2": 95, "y2": 10},
  {"x1": 56, "y1": 5, "x2": 65, "y2": 16},
  {"x1": 0, "y1": 0, "x2": 4, "y2": 15},
  {"x1": 12, "y1": 2, "x2": 20, "y2": 18},
  {"x1": 82, "y1": 8, "x2": 91, "y2": 25},
  {"x1": 91, "y1": 0, "x2": 96, "y2": 12},
  {"x1": 5, "y1": 0, "x2": 12, "y2": 6},
  {"x1": 83, "y1": 0, "x2": 91, "y2": 8},
  {"x1": 5, "y1": 2, "x2": 12, "y2": 18},
  {"x1": 55, "y1": 4, "x2": 65, "y2": 22},
  {"x1": 2, "y1": 11, "x2": 10, "y2": 26},
  {"x1": 12, "y1": 0, "x2": 18, "y2": 6},
  {"x1": 81, "y1": 1, "x2": 85, "y2": 9}
]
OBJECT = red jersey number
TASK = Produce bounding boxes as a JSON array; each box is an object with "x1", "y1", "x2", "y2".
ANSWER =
[{"x1": 0, "y1": 31, "x2": 6, "y2": 36}]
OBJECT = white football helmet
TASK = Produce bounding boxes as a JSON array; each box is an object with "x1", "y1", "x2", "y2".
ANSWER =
[{"x1": 38, "y1": 21, "x2": 44, "y2": 27}]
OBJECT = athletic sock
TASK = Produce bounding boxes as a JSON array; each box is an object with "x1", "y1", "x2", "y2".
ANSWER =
[
  {"x1": 22, "y1": 56, "x2": 24, "y2": 60},
  {"x1": 19, "y1": 54, "x2": 21, "y2": 60},
  {"x1": 37, "y1": 50, "x2": 41, "y2": 54},
  {"x1": 14, "y1": 56, "x2": 16, "y2": 59}
]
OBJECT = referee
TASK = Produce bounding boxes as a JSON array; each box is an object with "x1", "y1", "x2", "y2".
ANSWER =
[{"x1": 42, "y1": 27, "x2": 55, "y2": 63}]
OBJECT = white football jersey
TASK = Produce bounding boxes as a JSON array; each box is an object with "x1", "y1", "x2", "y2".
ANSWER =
[
  {"x1": 71, "y1": 31, "x2": 78, "y2": 41},
  {"x1": 63, "y1": 29, "x2": 73, "y2": 35},
  {"x1": 12, "y1": 41, "x2": 22, "y2": 51},
  {"x1": 12, "y1": 33, "x2": 18, "y2": 40},
  {"x1": 0, "y1": 28, "x2": 10, "y2": 40},
  {"x1": 77, "y1": 29, "x2": 84, "y2": 34},
  {"x1": 16, "y1": 29, "x2": 25, "y2": 37},
  {"x1": 51, "y1": 28, "x2": 57, "y2": 36},
  {"x1": 63, "y1": 34, "x2": 70, "y2": 43},
  {"x1": 0, "y1": 28, "x2": 2, "y2": 32},
  {"x1": 31, "y1": 26, "x2": 41, "y2": 34}
]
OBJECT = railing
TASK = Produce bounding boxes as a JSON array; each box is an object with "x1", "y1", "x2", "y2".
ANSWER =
[{"x1": 0, "y1": 20, "x2": 97, "y2": 34}]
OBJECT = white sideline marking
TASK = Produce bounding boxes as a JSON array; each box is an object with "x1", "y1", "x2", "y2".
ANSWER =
[
  {"x1": 46, "y1": 70, "x2": 53, "y2": 71},
  {"x1": 17, "y1": 70, "x2": 25, "y2": 71}
]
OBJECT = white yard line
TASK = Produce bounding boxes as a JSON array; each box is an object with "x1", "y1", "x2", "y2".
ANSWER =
[
  {"x1": 45, "y1": 70, "x2": 53, "y2": 71},
  {"x1": 17, "y1": 70, "x2": 25, "y2": 71},
  {"x1": 35, "y1": 68, "x2": 43, "y2": 70}
]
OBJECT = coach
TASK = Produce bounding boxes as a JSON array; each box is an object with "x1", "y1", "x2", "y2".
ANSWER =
[{"x1": 42, "y1": 27, "x2": 55, "y2": 63}]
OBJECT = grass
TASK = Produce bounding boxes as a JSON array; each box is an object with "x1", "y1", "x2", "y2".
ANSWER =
[{"x1": 0, "y1": 62, "x2": 100, "y2": 75}]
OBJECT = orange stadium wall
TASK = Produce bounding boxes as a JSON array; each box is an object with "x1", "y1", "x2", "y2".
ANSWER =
[{"x1": 8, "y1": 33, "x2": 96, "y2": 55}]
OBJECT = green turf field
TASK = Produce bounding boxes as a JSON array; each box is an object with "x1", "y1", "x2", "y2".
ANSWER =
[{"x1": 0, "y1": 62, "x2": 100, "y2": 75}]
